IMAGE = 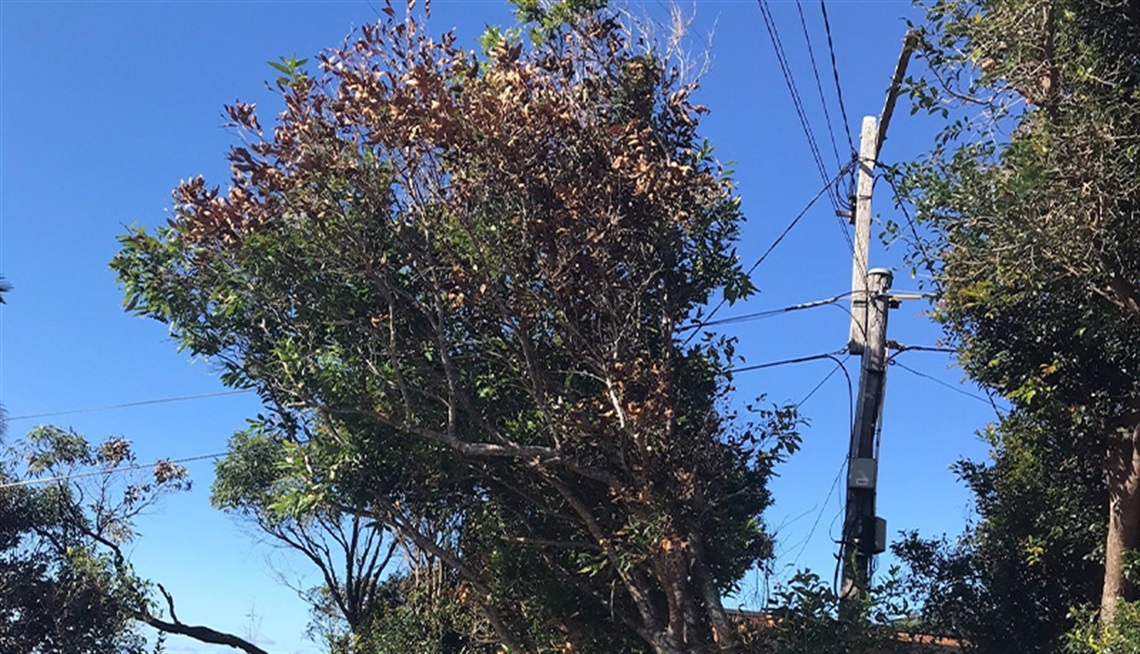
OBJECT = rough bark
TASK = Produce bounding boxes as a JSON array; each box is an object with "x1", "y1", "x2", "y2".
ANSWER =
[{"x1": 1102, "y1": 420, "x2": 1140, "y2": 625}]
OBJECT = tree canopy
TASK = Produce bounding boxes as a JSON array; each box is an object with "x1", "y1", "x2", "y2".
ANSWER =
[
  {"x1": 895, "y1": 0, "x2": 1140, "y2": 634},
  {"x1": 113, "y1": 5, "x2": 797, "y2": 652},
  {"x1": 0, "y1": 428, "x2": 180, "y2": 654}
]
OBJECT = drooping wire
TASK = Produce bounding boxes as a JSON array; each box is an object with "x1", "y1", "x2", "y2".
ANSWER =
[
  {"x1": 890, "y1": 346, "x2": 1010, "y2": 421},
  {"x1": 814, "y1": 0, "x2": 860, "y2": 259},
  {"x1": 786, "y1": 354, "x2": 854, "y2": 572},
  {"x1": 890, "y1": 360, "x2": 993, "y2": 406},
  {"x1": 878, "y1": 166, "x2": 940, "y2": 278}
]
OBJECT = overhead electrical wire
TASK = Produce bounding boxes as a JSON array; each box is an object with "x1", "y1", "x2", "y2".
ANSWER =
[
  {"x1": 878, "y1": 166, "x2": 940, "y2": 275},
  {"x1": 890, "y1": 360, "x2": 993, "y2": 406},
  {"x1": 679, "y1": 291, "x2": 851, "y2": 332},
  {"x1": 2, "y1": 347, "x2": 851, "y2": 490},
  {"x1": 7, "y1": 389, "x2": 255, "y2": 423},
  {"x1": 891, "y1": 344, "x2": 956, "y2": 356},
  {"x1": 742, "y1": 160, "x2": 854, "y2": 282},
  {"x1": 781, "y1": 353, "x2": 854, "y2": 573},
  {"x1": 819, "y1": 0, "x2": 856, "y2": 156},
  {"x1": 729, "y1": 349, "x2": 847, "y2": 376},
  {"x1": 0, "y1": 452, "x2": 225, "y2": 490},
  {"x1": 794, "y1": 0, "x2": 844, "y2": 175},
  {"x1": 756, "y1": 0, "x2": 842, "y2": 213},
  {"x1": 792, "y1": 0, "x2": 858, "y2": 252},
  {"x1": 683, "y1": 161, "x2": 854, "y2": 346}
]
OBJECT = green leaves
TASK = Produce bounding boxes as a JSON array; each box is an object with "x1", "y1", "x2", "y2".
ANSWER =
[
  {"x1": 756, "y1": 570, "x2": 913, "y2": 654},
  {"x1": 268, "y1": 54, "x2": 309, "y2": 86},
  {"x1": 891, "y1": 0, "x2": 1140, "y2": 644},
  {"x1": 114, "y1": 9, "x2": 775, "y2": 652},
  {"x1": 0, "y1": 429, "x2": 190, "y2": 653}
]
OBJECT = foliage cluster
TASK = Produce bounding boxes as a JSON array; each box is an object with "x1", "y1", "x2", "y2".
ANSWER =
[
  {"x1": 1067, "y1": 601, "x2": 1140, "y2": 654},
  {"x1": 0, "y1": 427, "x2": 190, "y2": 654},
  {"x1": 891, "y1": 0, "x2": 1140, "y2": 641},
  {"x1": 894, "y1": 410, "x2": 1104, "y2": 652},
  {"x1": 744, "y1": 571, "x2": 913, "y2": 654},
  {"x1": 113, "y1": 3, "x2": 791, "y2": 652}
]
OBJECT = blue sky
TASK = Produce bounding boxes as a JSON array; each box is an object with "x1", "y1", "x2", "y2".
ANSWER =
[{"x1": 1, "y1": 1, "x2": 994, "y2": 652}]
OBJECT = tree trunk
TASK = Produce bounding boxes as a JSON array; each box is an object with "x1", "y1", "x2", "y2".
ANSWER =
[{"x1": 1101, "y1": 421, "x2": 1140, "y2": 625}]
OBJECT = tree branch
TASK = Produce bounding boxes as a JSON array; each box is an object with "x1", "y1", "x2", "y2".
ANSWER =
[
  {"x1": 80, "y1": 523, "x2": 271, "y2": 654},
  {"x1": 318, "y1": 403, "x2": 622, "y2": 487},
  {"x1": 135, "y1": 612, "x2": 271, "y2": 654}
]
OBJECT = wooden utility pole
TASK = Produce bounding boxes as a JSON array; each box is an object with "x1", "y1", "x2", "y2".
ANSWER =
[
  {"x1": 840, "y1": 267, "x2": 892, "y2": 608},
  {"x1": 839, "y1": 113, "x2": 893, "y2": 609},
  {"x1": 847, "y1": 116, "x2": 879, "y2": 354},
  {"x1": 838, "y1": 32, "x2": 916, "y2": 610}
]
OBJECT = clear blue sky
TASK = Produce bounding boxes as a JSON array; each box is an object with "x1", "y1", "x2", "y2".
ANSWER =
[{"x1": 0, "y1": 1, "x2": 994, "y2": 652}]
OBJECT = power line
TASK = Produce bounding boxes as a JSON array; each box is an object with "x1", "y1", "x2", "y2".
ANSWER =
[
  {"x1": 789, "y1": 456, "x2": 845, "y2": 571},
  {"x1": 792, "y1": 0, "x2": 857, "y2": 253},
  {"x1": 0, "y1": 452, "x2": 225, "y2": 490},
  {"x1": 878, "y1": 166, "x2": 940, "y2": 276},
  {"x1": 2, "y1": 351, "x2": 849, "y2": 488},
  {"x1": 789, "y1": 354, "x2": 853, "y2": 570},
  {"x1": 819, "y1": 0, "x2": 856, "y2": 156},
  {"x1": 891, "y1": 344, "x2": 956, "y2": 356},
  {"x1": 797, "y1": 353, "x2": 852, "y2": 413},
  {"x1": 7, "y1": 389, "x2": 255, "y2": 423},
  {"x1": 680, "y1": 292, "x2": 851, "y2": 332},
  {"x1": 889, "y1": 360, "x2": 992, "y2": 406},
  {"x1": 684, "y1": 161, "x2": 853, "y2": 346},
  {"x1": 743, "y1": 161, "x2": 853, "y2": 281},
  {"x1": 729, "y1": 349, "x2": 847, "y2": 376},
  {"x1": 794, "y1": 0, "x2": 843, "y2": 174},
  {"x1": 757, "y1": 0, "x2": 841, "y2": 212}
]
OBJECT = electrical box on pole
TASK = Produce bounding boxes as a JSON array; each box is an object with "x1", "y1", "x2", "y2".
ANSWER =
[
  {"x1": 840, "y1": 267, "x2": 893, "y2": 610},
  {"x1": 836, "y1": 32, "x2": 915, "y2": 615}
]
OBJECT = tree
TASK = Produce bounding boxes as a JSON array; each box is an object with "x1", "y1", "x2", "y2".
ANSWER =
[
  {"x1": 0, "y1": 427, "x2": 273, "y2": 654},
  {"x1": 212, "y1": 427, "x2": 399, "y2": 653},
  {"x1": 893, "y1": 410, "x2": 1105, "y2": 653},
  {"x1": 0, "y1": 468, "x2": 145, "y2": 652},
  {"x1": 113, "y1": 4, "x2": 796, "y2": 652},
  {"x1": 896, "y1": 0, "x2": 1140, "y2": 626}
]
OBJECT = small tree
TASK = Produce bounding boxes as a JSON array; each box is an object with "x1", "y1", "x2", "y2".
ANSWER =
[
  {"x1": 212, "y1": 428, "x2": 399, "y2": 652},
  {"x1": 0, "y1": 427, "x2": 272, "y2": 654}
]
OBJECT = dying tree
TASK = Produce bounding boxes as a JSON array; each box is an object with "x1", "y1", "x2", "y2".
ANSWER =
[{"x1": 113, "y1": 2, "x2": 797, "y2": 652}]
